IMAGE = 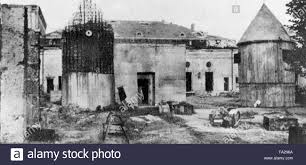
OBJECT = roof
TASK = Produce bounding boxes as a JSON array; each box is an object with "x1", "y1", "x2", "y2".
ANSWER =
[
  {"x1": 238, "y1": 4, "x2": 292, "y2": 44},
  {"x1": 108, "y1": 20, "x2": 194, "y2": 39},
  {"x1": 45, "y1": 30, "x2": 62, "y2": 39}
]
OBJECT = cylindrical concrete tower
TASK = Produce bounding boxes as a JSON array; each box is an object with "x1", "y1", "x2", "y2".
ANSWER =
[{"x1": 238, "y1": 4, "x2": 296, "y2": 107}]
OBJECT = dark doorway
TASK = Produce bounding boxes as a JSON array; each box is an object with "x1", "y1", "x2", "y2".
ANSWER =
[
  {"x1": 58, "y1": 76, "x2": 62, "y2": 91},
  {"x1": 186, "y1": 72, "x2": 192, "y2": 92},
  {"x1": 205, "y1": 72, "x2": 213, "y2": 92},
  {"x1": 138, "y1": 79, "x2": 150, "y2": 105},
  {"x1": 47, "y1": 78, "x2": 54, "y2": 93},
  {"x1": 224, "y1": 77, "x2": 229, "y2": 91},
  {"x1": 137, "y1": 73, "x2": 155, "y2": 106}
]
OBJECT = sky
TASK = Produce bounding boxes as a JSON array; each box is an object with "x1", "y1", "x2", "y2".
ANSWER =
[{"x1": 0, "y1": 0, "x2": 292, "y2": 41}]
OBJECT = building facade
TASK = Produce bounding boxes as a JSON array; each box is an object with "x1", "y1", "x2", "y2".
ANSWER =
[{"x1": 186, "y1": 32, "x2": 238, "y2": 96}]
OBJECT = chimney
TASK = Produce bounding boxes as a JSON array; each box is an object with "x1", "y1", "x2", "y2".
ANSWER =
[{"x1": 191, "y1": 23, "x2": 195, "y2": 32}]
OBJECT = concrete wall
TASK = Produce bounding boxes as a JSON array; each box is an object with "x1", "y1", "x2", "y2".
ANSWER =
[
  {"x1": 114, "y1": 42, "x2": 186, "y2": 105},
  {"x1": 0, "y1": 5, "x2": 45, "y2": 143},
  {"x1": 62, "y1": 73, "x2": 115, "y2": 110},
  {"x1": 187, "y1": 49, "x2": 239, "y2": 96}
]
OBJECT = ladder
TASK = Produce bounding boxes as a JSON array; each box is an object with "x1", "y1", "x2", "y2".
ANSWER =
[{"x1": 102, "y1": 112, "x2": 129, "y2": 144}]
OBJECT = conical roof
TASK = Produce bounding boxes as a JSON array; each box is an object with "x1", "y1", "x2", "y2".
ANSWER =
[{"x1": 238, "y1": 4, "x2": 292, "y2": 44}]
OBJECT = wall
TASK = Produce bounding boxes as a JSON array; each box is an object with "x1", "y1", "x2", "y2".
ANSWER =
[
  {"x1": 0, "y1": 5, "x2": 26, "y2": 143},
  {"x1": 187, "y1": 49, "x2": 239, "y2": 96},
  {"x1": 114, "y1": 42, "x2": 186, "y2": 105},
  {"x1": 62, "y1": 73, "x2": 115, "y2": 110},
  {"x1": 0, "y1": 5, "x2": 45, "y2": 143}
]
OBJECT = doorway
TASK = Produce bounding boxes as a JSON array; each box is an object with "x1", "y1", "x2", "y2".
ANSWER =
[
  {"x1": 205, "y1": 72, "x2": 213, "y2": 92},
  {"x1": 137, "y1": 73, "x2": 155, "y2": 106},
  {"x1": 186, "y1": 72, "x2": 192, "y2": 92},
  {"x1": 47, "y1": 78, "x2": 54, "y2": 93}
]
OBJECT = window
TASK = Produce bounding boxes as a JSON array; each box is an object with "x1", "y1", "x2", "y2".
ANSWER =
[
  {"x1": 186, "y1": 72, "x2": 192, "y2": 92},
  {"x1": 206, "y1": 62, "x2": 212, "y2": 68},
  {"x1": 236, "y1": 77, "x2": 239, "y2": 84},
  {"x1": 186, "y1": 62, "x2": 191, "y2": 68},
  {"x1": 58, "y1": 76, "x2": 62, "y2": 91},
  {"x1": 224, "y1": 77, "x2": 229, "y2": 91},
  {"x1": 282, "y1": 49, "x2": 291, "y2": 63},
  {"x1": 234, "y1": 53, "x2": 241, "y2": 64},
  {"x1": 180, "y1": 32, "x2": 186, "y2": 37},
  {"x1": 136, "y1": 32, "x2": 143, "y2": 37}
]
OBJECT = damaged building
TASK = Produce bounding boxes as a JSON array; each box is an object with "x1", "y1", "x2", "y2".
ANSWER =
[
  {"x1": 61, "y1": 20, "x2": 191, "y2": 109},
  {"x1": 0, "y1": 4, "x2": 46, "y2": 143},
  {"x1": 43, "y1": 25, "x2": 240, "y2": 109},
  {"x1": 110, "y1": 20, "x2": 192, "y2": 106},
  {"x1": 186, "y1": 28, "x2": 239, "y2": 96},
  {"x1": 40, "y1": 0, "x2": 240, "y2": 110}
]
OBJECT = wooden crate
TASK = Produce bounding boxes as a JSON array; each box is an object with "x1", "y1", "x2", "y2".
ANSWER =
[{"x1": 263, "y1": 116, "x2": 298, "y2": 131}]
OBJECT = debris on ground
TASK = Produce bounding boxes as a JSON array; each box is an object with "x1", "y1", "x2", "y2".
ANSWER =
[
  {"x1": 125, "y1": 114, "x2": 196, "y2": 144},
  {"x1": 263, "y1": 115, "x2": 299, "y2": 131},
  {"x1": 209, "y1": 107, "x2": 241, "y2": 128},
  {"x1": 240, "y1": 110, "x2": 258, "y2": 119},
  {"x1": 159, "y1": 101, "x2": 194, "y2": 115},
  {"x1": 219, "y1": 92, "x2": 240, "y2": 98}
]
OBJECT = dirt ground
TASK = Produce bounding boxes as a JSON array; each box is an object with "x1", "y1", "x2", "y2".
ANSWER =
[{"x1": 35, "y1": 96, "x2": 306, "y2": 144}]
